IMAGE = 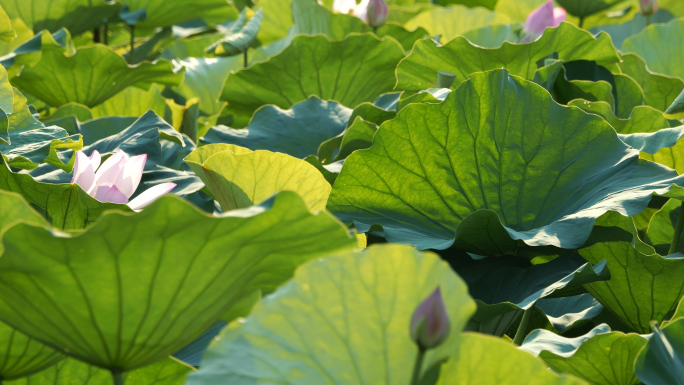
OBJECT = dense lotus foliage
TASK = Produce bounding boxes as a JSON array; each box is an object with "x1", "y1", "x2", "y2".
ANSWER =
[{"x1": 0, "y1": 0, "x2": 684, "y2": 384}]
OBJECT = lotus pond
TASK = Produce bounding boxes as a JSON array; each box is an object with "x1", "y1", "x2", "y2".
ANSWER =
[{"x1": 0, "y1": 0, "x2": 683, "y2": 384}]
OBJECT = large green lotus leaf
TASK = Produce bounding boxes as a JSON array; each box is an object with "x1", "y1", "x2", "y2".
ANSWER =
[
  {"x1": 7, "y1": 357, "x2": 193, "y2": 385},
  {"x1": 82, "y1": 110, "x2": 183, "y2": 161},
  {"x1": 396, "y1": 23, "x2": 620, "y2": 93},
  {"x1": 221, "y1": 34, "x2": 405, "y2": 127},
  {"x1": 622, "y1": 19, "x2": 684, "y2": 81},
  {"x1": 206, "y1": 9, "x2": 262, "y2": 56},
  {"x1": 641, "y1": 140, "x2": 684, "y2": 174},
  {"x1": 0, "y1": 191, "x2": 356, "y2": 372},
  {"x1": 202, "y1": 97, "x2": 351, "y2": 158},
  {"x1": 1, "y1": 0, "x2": 120, "y2": 35},
  {"x1": 185, "y1": 244, "x2": 477, "y2": 384},
  {"x1": 567, "y1": 100, "x2": 669, "y2": 135},
  {"x1": 590, "y1": 10, "x2": 675, "y2": 50},
  {"x1": 579, "y1": 211, "x2": 684, "y2": 333},
  {"x1": 186, "y1": 244, "x2": 584, "y2": 385},
  {"x1": 462, "y1": 24, "x2": 521, "y2": 48},
  {"x1": 0, "y1": 159, "x2": 131, "y2": 229},
  {"x1": 175, "y1": 57, "x2": 240, "y2": 116},
  {"x1": 0, "y1": 6, "x2": 15, "y2": 42},
  {"x1": 0, "y1": 320, "x2": 65, "y2": 381},
  {"x1": 0, "y1": 67, "x2": 13, "y2": 144},
  {"x1": 555, "y1": 0, "x2": 624, "y2": 18},
  {"x1": 90, "y1": 85, "x2": 167, "y2": 119},
  {"x1": 256, "y1": 0, "x2": 293, "y2": 45},
  {"x1": 0, "y1": 18, "x2": 32, "y2": 57},
  {"x1": 160, "y1": 33, "x2": 224, "y2": 61},
  {"x1": 11, "y1": 34, "x2": 183, "y2": 108},
  {"x1": 617, "y1": 53, "x2": 684, "y2": 112},
  {"x1": 0, "y1": 87, "x2": 82, "y2": 171},
  {"x1": 118, "y1": 0, "x2": 237, "y2": 29},
  {"x1": 404, "y1": 5, "x2": 512, "y2": 43},
  {"x1": 454, "y1": 253, "x2": 608, "y2": 335},
  {"x1": 644, "y1": 198, "x2": 684, "y2": 255},
  {"x1": 436, "y1": 333, "x2": 587, "y2": 385},
  {"x1": 537, "y1": 293, "x2": 604, "y2": 332},
  {"x1": 665, "y1": 88, "x2": 684, "y2": 119},
  {"x1": 634, "y1": 318, "x2": 684, "y2": 385},
  {"x1": 328, "y1": 69, "x2": 684, "y2": 253},
  {"x1": 185, "y1": 143, "x2": 331, "y2": 211},
  {"x1": 521, "y1": 324, "x2": 647, "y2": 385}
]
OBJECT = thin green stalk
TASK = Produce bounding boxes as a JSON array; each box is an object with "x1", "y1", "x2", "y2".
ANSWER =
[
  {"x1": 104, "y1": 23, "x2": 109, "y2": 45},
  {"x1": 93, "y1": 27, "x2": 101, "y2": 43},
  {"x1": 112, "y1": 370, "x2": 125, "y2": 385},
  {"x1": 578, "y1": 17, "x2": 585, "y2": 29},
  {"x1": 513, "y1": 306, "x2": 534, "y2": 346},
  {"x1": 646, "y1": 15, "x2": 652, "y2": 26},
  {"x1": 373, "y1": 26, "x2": 377, "y2": 34},
  {"x1": 410, "y1": 348, "x2": 426, "y2": 385},
  {"x1": 668, "y1": 201, "x2": 684, "y2": 255},
  {"x1": 243, "y1": 50, "x2": 248, "y2": 68},
  {"x1": 129, "y1": 24, "x2": 135, "y2": 59}
]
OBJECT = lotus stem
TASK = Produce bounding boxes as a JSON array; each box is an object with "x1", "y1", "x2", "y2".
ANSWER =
[
  {"x1": 112, "y1": 370, "x2": 125, "y2": 385},
  {"x1": 93, "y1": 27, "x2": 101, "y2": 43},
  {"x1": 243, "y1": 50, "x2": 248, "y2": 68},
  {"x1": 373, "y1": 27, "x2": 377, "y2": 34},
  {"x1": 410, "y1": 347, "x2": 426, "y2": 385},
  {"x1": 104, "y1": 23, "x2": 109, "y2": 45},
  {"x1": 578, "y1": 17, "x2": 585, "y2": 29},
  {"x1": 646, "y1": 15, "x2": 651, "y2": 26},
  {"x1": 668, "y1": 201, "x2": 684, "y2": 255},
  {"x1": 513, "y1": 306, "x2": 534, "y2": 346},
  {"x1": 129, "y1": 25, "x2": 135, "y2": 60}
]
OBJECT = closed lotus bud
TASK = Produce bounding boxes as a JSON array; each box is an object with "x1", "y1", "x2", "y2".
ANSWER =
[
  {"x1": 639, "y1": 0, "x2": 658, "y2": 16},
  {"x1": 410, "y1": 288, "x2": 450, "y2": 350},
  {"x1": 523, "y1": 1, "x2": 566, "y2": 41},
  {"x1": 366, "y1": 0, "x2": 388, "y2": 29}
]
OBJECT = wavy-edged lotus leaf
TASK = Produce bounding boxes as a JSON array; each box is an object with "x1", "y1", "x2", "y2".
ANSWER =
[
  {"x1": 567, "y1": 100, "x2": 670, "y2": 135},
  {"x1": 82, "y1": 110, "x2": 184, "y2": 162},
  {"x1": 256, "y1": 0, "x2": 292, "y2": 46},
  {"x1": 645, "y1": 198, "x2": 683, "y2": 255},
  {"x1": 521, "y1": 324, "x2": 647, "y2": 385},
  {"x1": 617, "y1": 53, "x2": 684, "y2": 112},
  {"x1": 90, "y1": 84, "x2": 168, "y2": 119},
  {"x1": 455, "y1": 253, "x2": 608, "y2": 335},
  {"x1": 206, "y1": 9, "x2": 262, "y2": 56},
  {"x1": 537, "y1": 293, "x2": 604, "y2": 332},
  {"x1": 221, "y1": 34, "x2": 405, "y2": 127},
  {"x1": 404, "y1": 5, "x2": 512, "y2": 43},
  {"x1": 0, "y1": 18, "x2": 32, "y2": 58},
  {"x1": 118, "y1": 0, "x2": 237, "y2": 29},
  {"x1": 7, "y1": 357, "x2": 193, "y2": 385},
  {"x1": 555, "y1": 0, "x2": 623, "y2": 18},
  {"x1": 0, "y1": 6, "x2": 14, "y2": 43},
  {"x1": 0, "y1": 86, "x2": 82, "y2": 171},
  {"x1": 579, "y1": 211, "x2": 684, "y2": 333},
  {"x1": 622, "y1": 19, "x2": 684, "y2": 81},
  {"x1": 436, "y1": 333, "x2": 587, "y2": 385},
  {"x1": 186, "y1": 244, "x2": 585, "y2": 385},
  {"x1": 634, "y1": 318, "x2": 684, "y2": 385},
  {"x1": 185, "y1": 143, "x2": 331, "y2": 211},
  {"x1": 1, "y1": 0, "x2": 120, "y2": 35},
  {"x1": 665, "y1": 88, "x2": 684, "y2": 119},
  {"x1": 396, "y1": 23, "x2": 620, "y2": 93},
  {"x1": 0, "y1": 321, "x2": 65, "y2": 381},
  {"x1": 11, "y1": 32, "x2": 184, "y2": 108},
  {"x1": 328, "y1": 69, "x2": 684, "y2": 253},
  {"x1": 202, "y1": 97, "x2": 351, "y2": 158},
  {"x1": 0, "y1": 191, "x2": 356, "y2": 372},
  {"x1": 589, "y1": 9, "x2": 676, "y2": 50},
  {"x1": 174, "y1": 57, "x2": 240, "y2": 116}
]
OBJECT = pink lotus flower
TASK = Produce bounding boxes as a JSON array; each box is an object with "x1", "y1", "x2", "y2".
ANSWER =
[
  {"x1": 410, "y1": 287, "x2": 450, "y2": 350},
  {"x1": 366, "y1": 0, "x2": 388, "y2": 28},
  {"x1": 71, "y1": 150, "x2": 176, "y2": 211},
  {"x1": 639, "y1": 0, "x2": 658, "y2": 16},
  {"x1": 523, "y1": 1, "x2": 566, "y2": 41}
]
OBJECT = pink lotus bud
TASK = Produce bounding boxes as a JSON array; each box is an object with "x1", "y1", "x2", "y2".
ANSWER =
[
  {"x1": 523, "y1": 1, "x2": 566, "y2": 41},
  {"x1": 639, "y1": 0, "x2": 658, "y2": 16},
  {"x1": 410, "y1": 287, "x2": 450, "y2": 350},
  {"x1": 365, "y1": 0, "x2": 388, "y2": 29}
]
